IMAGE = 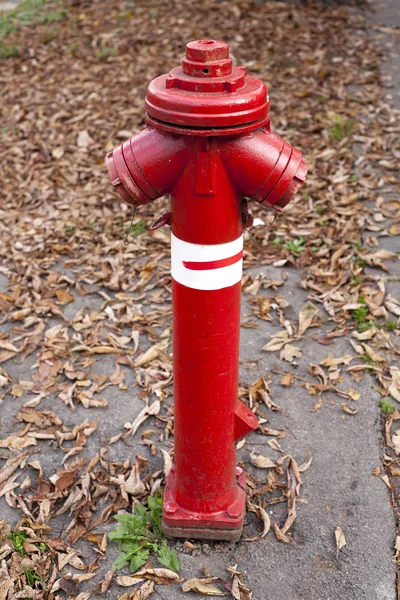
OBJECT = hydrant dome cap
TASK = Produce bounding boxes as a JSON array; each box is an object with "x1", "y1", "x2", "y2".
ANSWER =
[{"x1": 145, "y1": 39, "x2": 270, "y2": 134}]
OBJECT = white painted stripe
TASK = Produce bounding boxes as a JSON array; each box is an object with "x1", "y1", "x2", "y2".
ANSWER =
[{"x1": 171, "y1": 233, "x2": 243, "y2": 291}]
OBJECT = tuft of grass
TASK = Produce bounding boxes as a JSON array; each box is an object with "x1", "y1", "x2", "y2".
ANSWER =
[
  {"x1": 358, "y1": 320, "x2": 378, "y2": 333},
  {"x1": 97, "y1": 46, "x2": 118, "y2": 59},
  {"x1": 0, "y1": 0, "x2": 68, "y2": 43},
  {"x1": 25, "y1": 568, "x2": 42, "y2": 587},
  {"x1": 108, "y1": 496, "x2": 179, "y2": 574},
  {"x1": 351, "y1": 239, "x2": 364, "y2": 251},
  {"x1": 386, "y1": 321, "x2": 398, "y2": 332},
  {"x1": 361, "y1": 355, "x2": 376, "y2": 374},
  {"x1": 0, "y1": 44, "x2": 19, "y2": 58},
  {"x1": 10, "y1": 530, "x2": 27, "y2": 555},
  {"x1": 125, "y1": 220, "x2": 145, "y2": 239},
  {"x1": 329, "y1": 115, "x2": 353, "y2": 142},
  {"x1": 379, "y1": 398, "x2": 394, "y2": 415},
  {"x1": 41, "y1": 9, "x2": 67, "y2": 23},
  {"x1": 352, "y1": 297, "x2": 371, "y2": 331},
  {"x1": 283, "y1": 237, "x2": 306, "y2": 257}
]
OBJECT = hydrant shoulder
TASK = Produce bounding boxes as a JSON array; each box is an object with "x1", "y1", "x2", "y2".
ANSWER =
[
  {"x1": 106, "y1": 128, "x2": 189, "y2": 206},
  {"x1": 220, "y1": 129, "x2": 307, "y2": 211}
]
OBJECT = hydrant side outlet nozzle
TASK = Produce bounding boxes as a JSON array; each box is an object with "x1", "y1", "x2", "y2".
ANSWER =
[{"x1": 106, "y1": 39, "x2": 307, "y2": 541}]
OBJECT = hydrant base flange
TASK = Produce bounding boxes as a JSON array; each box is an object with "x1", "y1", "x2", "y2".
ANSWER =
[
  {"x1": 162, "y1": 466, "x2": 246, "y2": 541},
  {"x1": 162, "y1": 522, "x2": 243, "y2": 542}
]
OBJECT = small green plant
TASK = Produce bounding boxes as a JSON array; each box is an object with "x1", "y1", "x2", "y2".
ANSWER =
[
  {"x1": 329, "y1": 115, "x2": 353, "y2": 142},
  {"x1": 319, "y1": 220, "x2": 328, "y2": 227},
  {"x1": 361, "y1": 354, "x2": 376, "y2": 369},
  {"x1": 379, "y1": 398, "x2": 394, "y2": 415},
  {"x1": 271, "y1": 237, "x2": 281, "y2": 245},
  {"x1": 358, "y1": 319, "x2": 378, "y2": 333},
  {"x1": 315, "y1": 206, "x2": 323, "y2": 215},
  {"x1": 41, "y1": 9, "x2": 67, "y2": 23},
  {"x1": 351, "y1": 239, "x2": 364, "y2": 251},
  {"x1": 108, "y1": 496, "x2": 179, "y2": 574},
  {"x1": 126, "y1": 220, "x2": 145, "y2": 238},
  {"x1": 0, "y1": 44, "x2": 19, "y2": 58},
  {"x1": 357, "y1": 258, "x2": 366, "y2": 269},
  {"x1": 0, "y1": 0, "x2": 68, "y2": 41},
  {"x1": 283, "y1": 237, "x2": 306, "y2": 257},
  {"x1": 352, "y1": 298, "x2": 370, "y2": 329},
  {"x1": 386, "y1": 321, "x2": 398, "y2": 332},
  {"x1": 10, "y1": 530, "x2": 27, "y2": 555},
  {"x1": 317, "y1": 95, "x2": 324, "y2": 104},
  {"x1": 97, "y1": 46, "x2": 118, "y2": 59},
  {"x1": 25, "y1": 569, "x2": 42, "y2": 586}
]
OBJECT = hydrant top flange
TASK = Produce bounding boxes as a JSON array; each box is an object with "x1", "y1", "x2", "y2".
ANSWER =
[{"x1": 145, "y1": 40, "x2": 270, "y2": 136}]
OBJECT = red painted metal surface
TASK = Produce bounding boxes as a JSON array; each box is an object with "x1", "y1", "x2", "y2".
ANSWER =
[{"x1": 106, "y1": 39, "x2": 308, "y2": 541}]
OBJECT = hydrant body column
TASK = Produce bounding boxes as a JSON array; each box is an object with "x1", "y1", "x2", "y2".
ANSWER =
[
  {"x1": 106, "y1": 40, "x2": 307, "y2": 541},
  {"x1": 166, "y1": 140, "x2": 247, "y2": 539}
]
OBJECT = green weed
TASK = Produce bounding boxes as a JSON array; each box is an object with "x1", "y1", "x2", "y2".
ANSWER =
[
  {"x1": 361, "y1": 355, "x2": 376, "y2": 371},
  {"x1": 352, "y1": 300, "x2": 371, "y2": 331},
  {"x1": 353, "y1": 304, "x2": 369, "y2": 326},
  {"x1": 386, "y1": 321, "x2": 398, "y2": 332},
  {"x1": 358, "y1": 319, "x2": 378, "y2": 333},
  {"x1": 126, "y1": 220, "x2": 145, "y2": 238},
  {"x1": 351, "y1": 240, "x2": 364, "y2": 251},
  {"x1": 97, "y1": 46, "x2": 118, "y2": 59},
  {"x1": 108, "y1": 496, "x2": 179, "y2": 574},
  {"x1": 329, "y1": 115, "x2": 353, "y2": 142},
  {"x1": 0, "y1": 44, "x2": 19, "y2": 58},
  {"x1": 379, "y1": 398, "x2": 394, "y2": 415},
  {"x1": 283, "y1": 237, "x2": 306, "y2": 257},
  {"x1": 0, "y1": 0, "x2": 68, "y2": 42},
  {"x1": 25, "y1": 569, "x2": 42, "y2": 586},
  {"x1": 10, "y1": 530, "x2": 27, "y2": 555}
]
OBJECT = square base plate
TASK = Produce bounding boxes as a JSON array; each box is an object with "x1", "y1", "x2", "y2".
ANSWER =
[{"x1": 162, "y1": 466, "x2": 246, "y2": 541}]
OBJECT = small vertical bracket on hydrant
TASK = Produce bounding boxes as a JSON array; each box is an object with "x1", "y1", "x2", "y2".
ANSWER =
[{"x1": 106, "y1": 39, "x2": 307, "y2": 541}]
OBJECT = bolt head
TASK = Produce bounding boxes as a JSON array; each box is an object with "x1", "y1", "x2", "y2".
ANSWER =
[
  {"x1": 164, "y1": 501, "x2": 178, "y2": 515},
  {"x1": 225, "y1": 506, "x2": 241, "y2": 519}
]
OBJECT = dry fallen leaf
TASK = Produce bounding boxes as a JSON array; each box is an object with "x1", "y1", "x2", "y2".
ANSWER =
[
  {"x1": 181, "y1": 577, "x2": 225, "y2": 595},
  {"x1": 280, "y1": 344, "x2": 302, "y2": 363},
  {"x1": 280, "y1": 372, "x2": 294, "y2": 387},
  {"x1": 341, "y1": 403, "x2": 359, "y2": 415},
  {"x1": 335, "y1": 526, "x2": 346, "y2": 555},
  {"x1": 250, "y1": 453, "x2": 276, "y2": 469},
  {"x1": 298, "y1": 302, "x2": 319, "y2": 336}
]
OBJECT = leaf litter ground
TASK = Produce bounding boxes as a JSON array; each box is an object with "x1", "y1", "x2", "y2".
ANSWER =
[{"x1": 0, "y1": 0, "x2": 399, "y2": 598}]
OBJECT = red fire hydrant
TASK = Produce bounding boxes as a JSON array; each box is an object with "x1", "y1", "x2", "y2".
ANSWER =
[{"x1": 107, "y1": 40, "x2": 307, "y2": 541}]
